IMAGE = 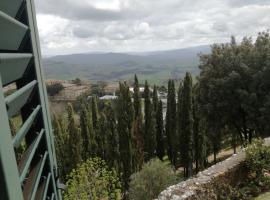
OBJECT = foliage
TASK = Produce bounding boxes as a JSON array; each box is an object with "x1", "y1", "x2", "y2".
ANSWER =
[
  {"x1": 47, "y1": 82, "x2": 64, "y2": 96},
  {"x1": 67, "y1": 103, "x2": 83, "y2": 172},
  {"x1": 64, "y1": 158, "x2": 121, "y2": 200},
  {"x1": 129, "y1": 159, "x2": 178, "y2": 200},
  {"x1": 199, "y1": 32, "x2": 270, "y2": 145},
  {"x1": 156, "y1": 100, "x2": 165, "y2": 160},
  {"x1": 72, "y1": 78, "x2": 82, "y2": 85},
  {"x1": 210, "y1": 140, "x2": 270, "y2": 200},
  {"x1": 165, "y1": 79, "x2": 177, "y2": 166},
  {"x1": 117, "y1": 81, "x2": 134, "y2": 190},
  {"x1": 245, "y1": 139, "x2": 270, "y2": 192},
  {"x1": 144, "y1": 81, "x2": 157, "y2": 161},
  {"x1": 133, "y1": 74, "x2": 144, "y2": 170},
  {"x1": 179, "y1": 73, "x2": 194, "y2": 177},
  {"x1": 90, "y1": 81, "x2": 107, "y2": 97}
]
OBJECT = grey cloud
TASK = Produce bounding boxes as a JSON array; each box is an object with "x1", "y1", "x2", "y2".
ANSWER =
[
  {"x1": 36, "y1": 0, "x2": 126, "y2": 21},
  {"x1": 36, "y1": 0, "x2": 270, "y2": 55}
]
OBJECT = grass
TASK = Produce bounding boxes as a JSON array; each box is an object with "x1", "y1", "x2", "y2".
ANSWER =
[{"x1": 254, "y1": 192, "x2": 270, "y2": 200}]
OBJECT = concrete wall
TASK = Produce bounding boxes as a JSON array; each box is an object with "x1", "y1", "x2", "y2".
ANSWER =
[{"x1": 158, "y1": 138, "x2": 270, "y2": 200}]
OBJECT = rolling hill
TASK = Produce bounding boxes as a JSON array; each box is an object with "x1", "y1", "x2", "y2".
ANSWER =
[{"x1": 42, "y1": 45, "x2": 210, "y2": 85}]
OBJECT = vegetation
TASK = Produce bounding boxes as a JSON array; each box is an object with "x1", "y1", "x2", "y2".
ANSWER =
[
  {"x1": 51, "y1": 31, "x2": 270, "y2": 199},
  {"x1": 129, "y1": 159, "x2": 178, "y2": 200},
  {"x1": 64, "y1": 158, "x2": 121, "y2": 200},
  {"x1": 46, "y1": 82, "x2": 64, "y2": 96}
]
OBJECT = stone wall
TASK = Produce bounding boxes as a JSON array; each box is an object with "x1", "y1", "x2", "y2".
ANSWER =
[{"x1": 158, "y1": 138, "x2": 270, "y2": 200}]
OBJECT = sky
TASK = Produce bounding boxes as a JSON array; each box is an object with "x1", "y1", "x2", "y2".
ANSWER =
[{"x1": 35, "y1": 0, "x2": 270, "y2": 56}]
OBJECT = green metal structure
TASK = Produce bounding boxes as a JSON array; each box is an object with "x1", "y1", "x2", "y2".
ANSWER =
[{"x1": 0, "y1": 0, "x2": 61, "y2": 199}]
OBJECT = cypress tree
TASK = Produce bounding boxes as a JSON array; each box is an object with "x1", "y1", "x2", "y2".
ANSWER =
[
  {"x1": 134, "y1": 74, "x2": 142, "y2": 118},
  {"x1": 179, "y1": 73, "x2": 193, "y2": 177},
  {"x1": 91, "y1": 96, "x2": 99, "y2": 129},
  {"x1": 153, "y1": 85, "x2": 159, "y2": 112},
  {"x1": 144, "y1": 81, "x2": 156, "y2": 161},
  {"x1": 193, "y1": 84, "x2": 207, "y2": 173},
  {"x1": 80, "y1": 103, "x2": 95, "y2": 160},
  {"x1": 156, "y1": 100, "x2": 165, "y2": 160},
  {"x1": 133, "y1": 74, "x2": 144, "y2": 170},
  {"x1": 165, "y1": 80, "x2": 177, "y2": 166},
  {"x1": 52, "y1": 114, "x2": 69, "y2": 179},
  {"x1": 96, "y1": 112, "x2": 107, "y2": 159},
  {"x1": 104, "y1": 103, "x2": 120, "y2": 170},
  {"x1": 117, "y1": 82, "x2": 134, "y2": 191},
  {"x1": 67, "y1": 103, "x2": 82, "y2": 172}
]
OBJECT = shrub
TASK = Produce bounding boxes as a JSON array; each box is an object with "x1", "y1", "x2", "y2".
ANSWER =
[
  {"x1": 243, "y1": 139, "x2": 270, "y2": 196},
  {"x1": 47, "y1": 83, "x2": 64, "y2": 96},
  {"x1": 64, "y1": 158, "x2": 121, "y2": 200},
  {"x1": 129, "y1": 158, "x2": 178, "y2": 200},
  {"x1": 245, "y1": 139, "x2": 270, "y2": 179}
]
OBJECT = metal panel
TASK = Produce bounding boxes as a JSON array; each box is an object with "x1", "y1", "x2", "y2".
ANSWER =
[
  {"x1": 18, "y1": 129, "x2": 44, "y2": 182},
  {"x1": 26, "y1": 0, "x2": 60, "y2": 199},
  {"x1": 13, "y1": 105, "x2": 41, "y2": 148},
  {"x1": 5, "y1": 80, "x2": 37, "y2": 118},
  {"x1": 23, "y1": 151, "x2": 48, "y2": 200},
  {"x1": 0, "y1": 53, "x2": 32, "y2": 86},
  {"x1": 0, "y1": 0, "x2": 23, "y2": 18},
  {"x1": 42, "y1": 173, "x2": 52, "y2": 200},
  {"x1": 0, "y1": 76, "x2": 23, "y2": 200},
  {"x1": 0, "y1": 0, "x2": 61, "y2": 199},
  {"x1": 0, "y1": 11, "x2": 28, "y2": 50}
]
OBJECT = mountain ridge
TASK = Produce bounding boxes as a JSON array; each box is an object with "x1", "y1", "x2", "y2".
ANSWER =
[{"x1": 43, "y1": 45, "x2": 211, "y2": 84}]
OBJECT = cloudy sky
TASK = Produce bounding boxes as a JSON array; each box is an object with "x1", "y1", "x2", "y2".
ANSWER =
[{"x1": 35, "y1": 0, "x2": 270, "y2": 56}]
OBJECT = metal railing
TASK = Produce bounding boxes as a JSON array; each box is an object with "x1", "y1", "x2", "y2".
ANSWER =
[{"x1": 0, "y1": 0, "x2": 61, "y2": 199}]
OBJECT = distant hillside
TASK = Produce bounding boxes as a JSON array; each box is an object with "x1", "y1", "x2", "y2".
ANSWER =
[{"x1": 42, "y1": 45, "x2": 210, "y2": 85}]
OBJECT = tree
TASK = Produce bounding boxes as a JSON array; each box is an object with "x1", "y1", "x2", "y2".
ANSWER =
[
  {"x1": 198, "y1": 34, "x2": 270, "y2": 145},
  {"x1": 64, "y1": 158, "x2": 121, "y2": 200},
  {"x1": 133, "y1": 74, "x2": 144, "y2": 170},
  {"x1": 129, "y1": 159, "x2": 178, "y2": 200},
  {"x1": 179, "y1": 73, "x2": 193, "y2": 177},
  {"x1": 117, "y1": 82, "x2": 134, "y2": 191},
  {"x1": 193, "y1": 84, "x2": 207, "y2": 173},
  {"x1": 156, "y1": 100, "x2": 165, "y2": 160},
  {"x1": 46, "y1": 82, "x2": 64, "y2": 96},
  {"x1": 91, "y1": 96, "x2": 99, "y2": 130},
  {"x1": 103, "y1": 103, "x2": 120, "y2": 170},
  {"x1": 165, "y1": 80, "x2": 177, "y2": 166},
  {"x1": 80, "y1": 103, "x2": 96, "y2": 160},
  {"x1": 52, "y1": 114, "x2": 70, "y2": 180},
  {"x1": 144, "y1": 81, "x2": 156, "y2": 161},
  {"x1": 67, "y1": 103, "x2": 82, "y2": 171},
  {"x1": 153, "y1": 85, "x2": 159, "y2": 112}
]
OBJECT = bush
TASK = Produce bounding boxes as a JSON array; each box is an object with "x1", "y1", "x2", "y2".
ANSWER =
[
  {"x1": 245, "y1": 139, "x2": 270, "y2": 178},
  {"x1": 129, "y1": 158, "x2": 178, "y2": 200},
  {"x1": 64, "y1": 158, "x2": 121, "y2": 200},
  {"x1": 47, "y1": 83, "x2": 64, "y2": 96},
  {"x1": 243, "y1": 139, "x2": 270, "y2": 196}
]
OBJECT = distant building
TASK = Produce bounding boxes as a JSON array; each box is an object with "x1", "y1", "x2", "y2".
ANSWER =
[
  {"x1": 99, "y1": 95, "x2": 118, "y2": 100},
  {"x1": 129, "y1": 87, "x2": 153, "y2": 93}
]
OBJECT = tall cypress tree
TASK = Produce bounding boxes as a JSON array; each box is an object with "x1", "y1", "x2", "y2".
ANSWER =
[
  {"x1": 165, "y1": 80, "x2": 177, "y2": 166},
  {"x1": 91, "y1": 96, "x2": 99, "y2": 129},
  {"x1": 144, "y1": 81, "x2": 156, "y2": 161},
  {"x1": 156, "y1": 100, "x2": 165, "y2": 160},
  {"x1": 67, "y1": 103, "x2": 82, "y2": 172},
  {"x1": 193, "y1": 84, "x2": 207, "y2": 173},
  {"x1": 80, "y1": 103, "x2": 95, "y2": 160},
  {"x1": 52, "y1": 114, "x2": 69, "y2": 179},
  {"x1": 117, "y1": 82, "x2": 134, "y2": 191},
  {"x1": 153, "y1": 85, "x2": 159, "y2": 112},
  {"x1": 133, "y1": 74, "x2": 144, "y2": 170},
  {"x1": 104, "y1": 103, "x2": 120, "y2": 170},
  {"x1": 179, "y1": 73, "x2": 193, "y2": 177}
]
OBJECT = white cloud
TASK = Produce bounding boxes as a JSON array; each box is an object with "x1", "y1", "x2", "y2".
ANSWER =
[{"x1": 35, "y1": 0, "x2": 270, "y2": 55}]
